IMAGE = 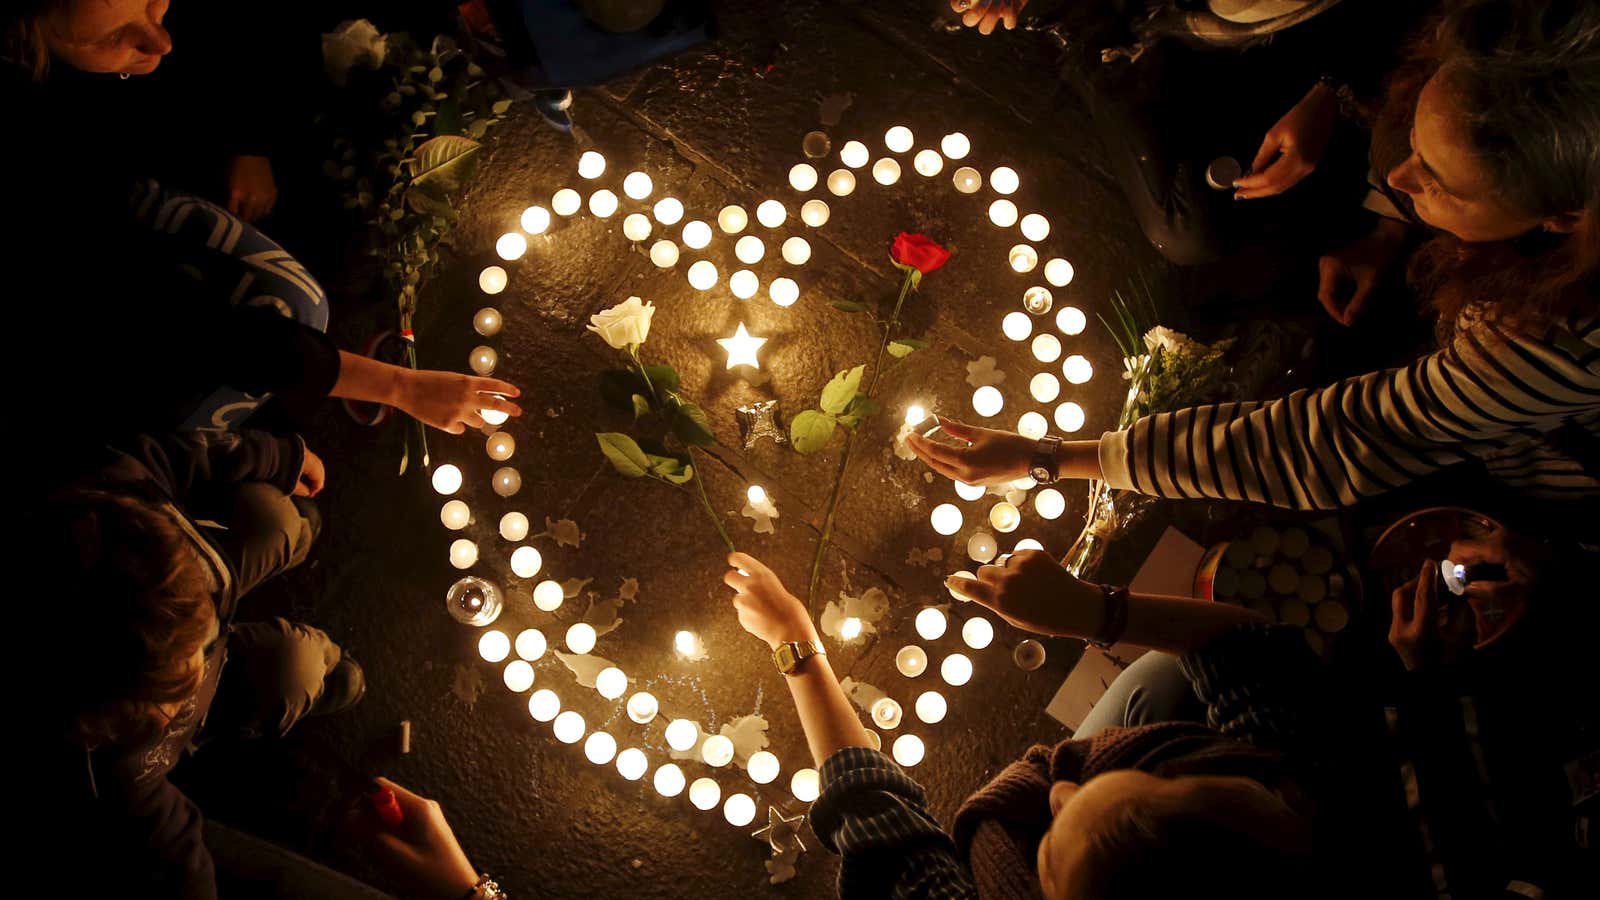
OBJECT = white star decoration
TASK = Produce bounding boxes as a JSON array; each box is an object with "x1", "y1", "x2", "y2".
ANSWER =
[
  {"x1": 753, "y1": 805, "x2": 807, "y2": 884},
  {"x1": 717, "y1": 322, "x2": 767, "y2": 370}
]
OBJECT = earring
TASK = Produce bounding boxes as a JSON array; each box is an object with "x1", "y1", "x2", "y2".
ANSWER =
[{"x1": 119, "y1": 73, "x2": 129, "y2": 80}]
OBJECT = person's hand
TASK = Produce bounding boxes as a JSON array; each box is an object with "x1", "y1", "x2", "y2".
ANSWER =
[
  {"x1": 226, "y1": 154, "x2": 278, "y2": 222},
  {"x1": 1447, "y1": 527, "x2": 1542, "y2": 648},
  {"x1": 347, "y1": 777, "x2": 479, "y2": 900},
  {"x1": 396, "y1": 370, "x2": 523, "y2": 434},
  {"x1": 1317, "y1": 218, "x2": 1408, "y2": 325},
  {"x1": 1234, "y1": 84, "x2": 1339, "y2": 200},
  {"x1": 905, "y1": 417, "x2": 1035, "y2": 485},
  {"x1": 723, "y1": 552, "x2": 820, "y2": 650},
  {"x1": 951, "y1": 0, "x2": 1029, "y2": 34},
  {"x1": 946, "y1": 550, "x2": 1103, "y2": 636},
  {"x1": 1388, "y1": 562, "x2": 1437, "y2": 671},
  {"x1": 294, "y1": 447, "x2": 326, "y2": 497}
]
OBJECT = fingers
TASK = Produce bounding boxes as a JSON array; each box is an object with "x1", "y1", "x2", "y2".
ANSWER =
[
  {"x1": 905, "y1": 435, "x2": 969, "y2": 482},
  {"x1": 462, "y1": 411, "x2": 487, "y2": 433},
  {"x1": 727, "y1": 551, "x2": 768, "y2": 576},
  {"x1": 1391, "y1": 575, "x2": 1419, "y2": 623},
  {"x1": 1342, "y1": 273, "x2": 1377, "y2": 325},
  {"x1": 473, "y1": 377, "x2": 521, "y2": 398},
  {"x1": 946, "y1": 574, "x2": 992, "y2": 604},
  {"x1": 293, "y1": 481, "x2": 312, "y2": 497},
  {"x1": 228, "y1": 192, "x2": 247, "y2": 218},
  {"x1": 1233, "y1": 158, "x2": 1307, "y2": 200},
  {"x1": 932, "y1": 417, "x2": 979, "y2": 442},
  {"x1": 722, "y1": 567, "x2": 753, "y2": 592},
  {"x1": 1247, "y1": 130, "x2": 1281, "y2": 178},
  {"x1": 1316, "y1": 256, "x2": 1345, "y2": 320},
  {"x1": 1414, "y1": 560, "x2": 1437, "y2": 624}
]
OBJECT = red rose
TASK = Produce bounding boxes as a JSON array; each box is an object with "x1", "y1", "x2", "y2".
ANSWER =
[{"x1": 891, "y1": 232, "x2": 951, "y2": 275}]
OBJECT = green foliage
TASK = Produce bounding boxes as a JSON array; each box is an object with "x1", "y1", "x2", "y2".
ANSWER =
[
  {"x1": 887, "y1": 337, "x2": 928, "y2": 358},
  {"x1": 671, "y1": 402, "x2": 716, "y2": 448},
  {"x1": 791, "y1": 365, "x2": 876, "y2": 453},
  {"x1": 820, "y1": 365, "x2": 865, "y2": 414}
]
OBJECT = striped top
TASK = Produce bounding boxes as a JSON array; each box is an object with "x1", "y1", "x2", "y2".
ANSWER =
[{"x1": 1099, "y1": 312, "x2": 1600, "y2": 509}]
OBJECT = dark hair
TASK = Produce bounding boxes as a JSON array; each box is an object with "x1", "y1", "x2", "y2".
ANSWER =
[
  {"x1": 1379, "y1": 0, "x2": 1600, "y2": 338},
  {"x1": 46, "y1": 490, "x2": 216, "y2": 746}
]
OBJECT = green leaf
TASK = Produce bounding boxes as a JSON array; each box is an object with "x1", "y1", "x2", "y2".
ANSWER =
[
  {"x1": 790, "y1": 410, "x2": 838, "y2": 454},
  {"x1": 427, "y1": 66, "x2": 444, "y2": 82},
  {"x1": 887, "y1": 337, "x2": 929, "y2": 358},
  {"x1": 820, "y1": 365, "x2": 865, "y2": 415},
  {"x1": 643, "y1": 364, "x2": 681, "y2": 393},
  {"x1": 403, "y1": 184, "x2": 456, "y2": 219},
  {"x1": 631, "y1": 393, "x2": 652, "y2": 420},
  {"x1": 657, "y1": 464, "x2": 695, "y2": 485},
  {"x1": 830, "y1": 299, "x2": 869, "y2": 313},
  {"x1": 671, "y1": 402, "x2": 716, "y2": 447},
  {"x1": 846, "y1": 395, "x2": 880, "y2": 419},
  {"x1": 646, "y1": 453, "x2": 683, "y2": 476},
  {"x1": 598, "y1": 369, "x2": 648, "y2": 412},
  {"x1": 596, "y1": 433, "x2": 651, "y2": 478},
  {"x1": 491, "y1": 99, "x2": 512, "y2": 114},
  {"x1": 411, "y1": 134, "x2": 482, "y2": 195}
]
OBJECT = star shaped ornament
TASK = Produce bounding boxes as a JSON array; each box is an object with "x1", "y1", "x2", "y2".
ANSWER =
[
  {"x1": 718, "y1": 322, "x2": 767, "y2": 370},
  {"x1": 752, "y1": 804, "x2": 807, "y2": 856}
]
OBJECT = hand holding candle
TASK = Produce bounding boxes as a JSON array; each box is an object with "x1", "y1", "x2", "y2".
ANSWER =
[
  {"x1": 347, "y1": 777, "x2": 479, "y2": 900},
  {"x1": 722, "y1": 552, "x2": 819, "y2": 650}
]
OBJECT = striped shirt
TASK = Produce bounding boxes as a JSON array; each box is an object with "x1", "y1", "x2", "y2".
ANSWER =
[{"x1": 1099, "y1": 313, "x2": 1600, "y2": 509}]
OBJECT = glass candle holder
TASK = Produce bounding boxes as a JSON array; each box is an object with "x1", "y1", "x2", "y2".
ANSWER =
[{"x1": 446, "y1": 575, "x2": 502, "y2": 626}]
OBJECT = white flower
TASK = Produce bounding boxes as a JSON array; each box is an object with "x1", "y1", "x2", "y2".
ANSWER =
[
  {"x1": 322, "y1": 19, "x2": 388, "y2": 86},
  {"x1": 587, "y1": 296, "x2": 655, "y2": 349},
  {"x1": 1121, "y1": 353, "x2": 1151, "y2": 379},
  {"x1": 1142, "y1": 326, "x2": 1190, "y2": 356}
]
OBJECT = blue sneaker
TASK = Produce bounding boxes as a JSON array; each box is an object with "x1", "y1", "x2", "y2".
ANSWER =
[{"x1": 533, "y1": 89, "x2": 574, "y2": 132}]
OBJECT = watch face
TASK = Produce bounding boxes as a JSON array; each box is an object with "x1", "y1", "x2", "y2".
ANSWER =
[
  {"x1": 1030, "y1": 466, "x2": 1050, "y2": 482},
  {"x1": 774, "y1": 644, "x2": 797, "y2": 672}
]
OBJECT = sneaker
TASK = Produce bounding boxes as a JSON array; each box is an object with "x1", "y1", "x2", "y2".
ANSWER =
[
  {"x1": 308, "y1": 656, "x2": 366, "y2": 717},
  {"x1": 532, "y1": 89, "x2": 574, "y2": 132}
]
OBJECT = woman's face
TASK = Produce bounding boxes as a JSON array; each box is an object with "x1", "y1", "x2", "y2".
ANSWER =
[
  {"x1": 47, "y1": 0, "x2": 172, "y2": 76},
  {"x1": 1387, "y1": 72, "x2": 1548, "y2": 243}
]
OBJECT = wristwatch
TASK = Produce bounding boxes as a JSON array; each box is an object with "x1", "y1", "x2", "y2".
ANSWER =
[
  {"x1": 1029, "y1": 435, "x2": 1063, "y2": 484},
  {"x1": 773, "y1": 639, "x2": 825, "y2": 675}
]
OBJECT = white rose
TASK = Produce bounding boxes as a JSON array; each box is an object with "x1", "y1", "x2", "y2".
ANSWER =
[
  {"x1": 322, "y1": 19, "x2": 388, "y2": 86},
  {"x1": 587, "y1": 296, "x2": 655, "y2": 349},
  {"x1": 1142, "y1": 326, "x2": 1189, "y2": 356}
]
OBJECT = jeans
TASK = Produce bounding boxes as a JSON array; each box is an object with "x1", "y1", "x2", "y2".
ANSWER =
[
  {"x1": 1074, "y1": 650, "x2": 1205, "y2": 738},
  {"x1": 206, "y1": 821, "x2": 394, "y2": 900}
]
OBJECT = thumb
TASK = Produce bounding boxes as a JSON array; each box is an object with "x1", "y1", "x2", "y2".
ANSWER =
[
  {"x1": 1249, "y1": 130, "x2": 1282, "y2": 176},
  {"x1": 1316, "y1": 256, "x2": 1346, "y2": 318}
]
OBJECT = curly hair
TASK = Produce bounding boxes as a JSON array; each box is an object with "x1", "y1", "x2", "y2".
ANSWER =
[
  {"x1": 1, "y1": 0, "x2": 68, "y2": 79},
  {"x1": 1376, "y1": 0, "x2": 1600, "y2": 339}
]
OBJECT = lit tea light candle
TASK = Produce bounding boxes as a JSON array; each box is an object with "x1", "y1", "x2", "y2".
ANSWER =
[
  {"x1": 872, "y1": 158, "x2": 901, "y2": 185},
  {"x1": 682, "y1": 220, "x2": 712, "y2": 249},
  {"x1": 747, "y1": 750, "x2": 781, "y2": 785},
  {"x1": 904, "y1": 404, "x2": 928, "y2": 426},
  {"x1": 789, "y1": 163, "x2": 818, "y2": 191},
  {"x1": 432, "y1": 464, "x2": 463, "y2": 495},
  {"x1": 1062, "y1": 355, "x2": 1093, "y2": 384},
  {"x1": 553, "y1": 710, "x2": 585, "y2": 745},
  {"x1": 515, "y1": 628, "x2": 546, "y2": 661},
  {"x1": 915, "y1": 607, "x2": 948, "y2": 640},
  {"x1": 478, "y1": 265, "x2": 508, "y2": 294},
  {"x1": 717, "y1": 204, "x2": 748, "y2": 234},
  {"x1": 1023, "y1": 286, "x2": 1053, "y2": 315},
  {"x1": 955, "y1": 481, "x2": 987, "y2": 501},
  {"x1": 1032, "y1": 334, "x2": 1062, "y2": 363},
  {"x1": 884, "y1": 125, "x2": 914, "y2": 153},
  {"x1": 532, "y1": 579, "x2": 564, "y2": 612},
  {"x1": 577, "y1": 150, "x2": 606, "y2": 179},
  {"x1": 952, "y1": 166, "x2": 982, "y2": 193},
  {"x1": 941, "y1": 652, "x2": 974, "y2": 686},
  {"x1": 781, "y1": 236, "x2": 811, "y2": 265},
  {"x1": 1054, "y1": 401, "x2": 1086, "y2": 432},
  {"x1": 649, "y1": 239, "x2": 679, "y2": 268},
  {"x1": 769, "y1": 277, "x2": 799, "y2": 308},
  {"x1": 968, "y1": 530, "x2": 998, "y2": 562},
  {"x1": 989, "y1": 502, "x2": 1021, "y2": 533},
  {"x1": 827, "y1": 169, "x2": 856, "y2": 196},
  {"x1": 1056, "y1": 306, "x2": 1086, "y2": 335},
  {"x1": 840, "y1": 140, "x2": 869, "y2": 168},
  {"x1": 701, "y1": 734, "x2": 735, "y2": 767},
  {"x1": 616, "y1": 747, "x2": 648, "y2": 781},
  {"x1": 801, "y1": 199, "x2": 830, "y2": 226},
  {"x1": 941, "y1": 132, "x2": 971, "y2": 159},
  {"x1": 622, "y1": 213, "x2": 652, "y2": 241},
  {"x1": 595, "y1": 666, "x2": 627, "y2": 700},
  {"x1": 674, "y1": 629, "x2": 702, "y2": 657},
  {"x1": 690, "y1": 777, "x2": 721, "y2": 811},
  {"x1": 971, "y1": 385, "x2": 1004, "y2": 417},
  {"x1": 687, "y1": 260, "x2": 719, "y2": 291},
  {"x1": 735, "y1": 235, "x2": 765, "y2": 264},
  {"x1": 551, "y1": 189, "x2": 582, "y2": 216},
  {"x1": 989, "y1": 199, "x2": 1019, "y2": 228},
  {"x1": 495, "y1": 232, "x2": 527, "y2": 261},
  {"x1": 931, "y1": 503, "x2": 963, "y2": 535},
  {"x1": 1002, "y1": 311, "x2": 1033, "y2": 341},
  {"x1": 1034, "y1": 488, "x2": 1066, "y2": 520},
  {"x1": 915, "y1": 690, "x2": 948, "y2": 723},
  {"x1": 724, "y1": 793, "x2": 756, "y2": 827},
  {"x1": 528, "y1": 689, "x2": 560, "y2": 722},
  {"x1": 478, "y1": 629, "x2": 510, "y2": 662},
  {"x1": 729, "y1": 269, "x2": 759, "y2": 299},
  {"x1": 791, "y1": 769, "x2": 820, "y2": 803},
  {"x1": 503, "y1": 659, "x2": 534, "y2": 692},
  {"x1": 1045, "y1": 258, "x2": 1075, "y2": 287},
  {"x1": 653, "y1": 197, "x2": 684, "y2": 225},
  {"x1": 588, "y1": 189, "x2": 618, "y2": 218},
  {"x1": 1018, "y1": 411, "x2": 1048, "y2": 439},
  {"x1": 664, "y1": 718, "x2": 699, "y2": 752},
  {"x1": 474, "y1": 307, "x2": 503, "y2": 337},
  {"x1": 626, "y1": 691, "x2": 658, "y2": 724},
  {"x1": 492, "y1": 466, "x2": 521, "y2": 497},
  {"x1": 510, "y1": 545, "x2": 542, "y2": 578},
  {"x1": 584, "y1": 731, "x2": 617, "y2": 765},
  {"x1": 486, "y1": 431, "x2": 515, "y2": 461},
  {"x1": 1014, "y1": 538, "x2": 1044, "y2": 552},
  {"x1": 947, "y1": 570, "x2": 979, "y2": 601},
  {"x1": 1030, "y1": 372, "x2": 1060, "y2": 403},
  {"x1": 449, "y1": 538, "x2": 478, "y2": 569},
  {"x1": 1020, "y1": 213, "x2": 1050, "y2": 242},
  {"x1": 961, "y1": 617, "x2": 994, "y2": 650},
  {"x1": 440, "y1": 500, "x2": 470, "y2": 530},
  {"x1": 756, "y1": 200, "x2": 787, "y2": 228},
  {"x1": 840, "y1": 617, "x2": 864, "y2": 640},
  {"x1": 892, "y1": 734, "x2": 926, "y2": 767},
  {"x1": 565, "y1": 622, "x2": 597, "y2": 654},
  {"x1": 623, "y1": 171, "x2": 653, "y2": 200},
  {"x1": 871, "y1": 697, "x2": 903, "y2": 730},
  {"x1": 896, "y1": 645, "x2": 928, "y2": 677},
  {"x1": 520, "y1": 206, "x2": 550, "y2": 235},
  {"x1": 990, "y1": 166, "x2": 1020, "y2": 194},
  {"x1": 1009, "y1": 244, "x2": 1038, "y2": 273},
  {"x1": 913, "y1": 149, "x2": 943, "y2": 176},
  {"x1": 499, "y1": 511, "x2": 530, "y2": 541},
  {"x1": 469, "y1": 345, "x2": 497, "y2": 375}
]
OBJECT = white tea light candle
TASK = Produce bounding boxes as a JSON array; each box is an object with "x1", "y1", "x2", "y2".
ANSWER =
[
  {"x1": 551, "y1": 189, "x2": 581, "y2": 216},
  {"x1": 690, "y1": 777, "x2": 721, "y2": 810},
  {"x1": 1054, "y1": 401, "x2": 1086, "y2": 432},
  {"x1": 955, "y1": 481, "x2": 987, "y2": 501},
  {"x1": 473, "y1": 307, "x2": 503, "y2": 336},
  {"x1": 595, "y1": 666, "x2": 627, "y2": 700},
  {"x1": 870, "y1": 697, "x2": 903, "y2": 730},
  {"x1": 952, "y1": 166, "x2": 982, "y2": 193},
  {"x1": 664, "y1": 719, "x2": 699, "y2": 752},
  {"x1": 528, "y1": 689, "x2": 560, "y2": 722},
  {"x1": 502, "y1": 659, "x2": 534, "y2": 692},
  {"x1": 913, "y1": 149, "x2": 943, "y2": 176},
  {"x1": 477, "y1": 629, "x2": 510, "y2": 663},
  {"x1": 649, "y1": 240, "x2": 679, "y2": 268},
  {"x1": 622, "y1": 213, "x2": 651, "y2": 241},
  {"x1": 884, "y1": 125, "x2": 914, "y2": 153},
  {"x1": 616, "y1": 747, "x2": 648, "y2": 780},
  {"x1": 968, "y1": 530, "x2": 998, "y2": 562},
  {"x1": 840, "y1": 140, "x2": 869, "y2": 168},
  {"x1": 449, "y1": 539, "x2": 478, "y2": 570},
  {"x1": 510, "y1": 545, "x2": 542, "y2": 578},
  {"x1": 896, "y1": 645, "x2": 928, "y2": 677},
  {"x1": 622, "y1": 171, "x2": 653, "y2": 200},
  {"x1": 1056, "y1": 306, "x2": 1086, "y2": 335},
  {"x1": 469, "y1": 345, "x2": 497, "y2": 376},
  {"x1": 990, "y1": 166, "x2": 1019, "y2": 194},
  {"x1": 723, "y1": 793, "x2": 756, "y2": 827},
  {"x1": 941, "y1": 653, "x2": 974, "y2": 686},
  {"x1": 790, "y1": 769, "x2": 820, "y2": 803},
  {"x1": 1032, "y1": 333, "x2": 1062, "y2": 363},
  {"x1": 1030, "y1": 372, "x2": 1061, "y2": 403},
  {"x1": 915, "y1": 607, "x2": 948, "y2": 640},
  {"x1": 940, "y1": 132, "x2": 971, "y2": 159},
  {"x1": 781, "y1": 237, "x2": 811, "y2": 265},
  {"x1": 519, "y1": 206, "x2": 550, "y2": 235},
  {"x1": 515, "y1": 628, "x2": 547, "y2": 661},
  {"x1": 747, "y1": 751, "x2": 780, "y2": 784},
  {"x1": 1018, "y1": 411, "x2": 1049, "y2": 439},
  {"x1": 1023, "y1": 286, "x2": 1053, "y2": 315},
  {"x1": 972, "y1": 385, "x2": 1004, "y2": 417},
  {"x1": 701, "y1": 734, "x2": 735, "y2": 767},
  {"x1": 931, "y1": 503, "x2": 963, "y2": 535},
  {"x1": 626, "y1": 692, "x2": 658, "y2": 724},
  {"x1": 872, "y1": 158, "x2": 901, "y2": 185},
  {"x1": 1034, "y1": 488, "x2": 1066, "y2": 520},
  {"x1": 1002, "y1": 311, "x2": 1032, "y2": 341},
  {"x1": 553, "y1": 710, "x2": 585, "y2": 744},
  {"x1": 565, "y1": 622, "x2": 596, "y2": 654},
  {"x1": 735, "y1": 235, "x2": 765, "y2": 264},
  {"x1": 989, "y1": 502, "x2": 1021, "y2": 533},
  {"x1": 961, "y1": 617, "x2": 995, "y2": 650},
  {"x1": 756, "y1": 200, "x2": 787, "y2": 228},
  {"x1": 769, "y1": 277, "x2": 799, "y2": 308},
  {"x1": 1009, "y1": 244, "x2": 1038, "y2": 273},
  {"x1": 1045, "y1": 258, "x2": 1075, "y2": 287},
  {"x1": 1063, "y1": 355, "x2": 1094, "y2": 384},
  {"x1": 801, "y1": 199, "x2": 830, "y2": 226},
  {"x1": 431, "y1": 464, "x2": 463, "y2": 495},
  {"x1": 892, "y1": 734, "x2": 926, "y2": 767},
  {"x1": 653, "y1": 197, "x2": 684, "y2": 225},
  {"x1": 577, "y1": 150, "x2": 605, "y2": 179},
  {"x1": 729, "y1": 269, "x2": 759, "y2": 299},
  {"x1": 532, "y1": 580, "x2": 564, "y2": 612},
  {"x1": 827, "y1": 169, "x2": 856, "y2": 196},
  {"x1": 788, "y1": 163, "x2": 818, "y2": 192},
  {"x1": 584, "y1": 731, "x2": 617, "y2": 765},
  {"x1": 717, "y1": 205, "x2": 748, "y2": 234},
  {"x1": 989, "y1": 199, "x2": 1019, "y2": 228},
  {"x1": 587, "y1": 189, "x2": 618, "y2": 218},
  {"x1": 478, "y1": 265, "x2": 508, "y2": 294},
  {"x1": 915, "y1": 691, "x2": 948, "y2": 723},
  {"x1": 682, "y1": 220, "x2": 712, "y2": 249},
  {"x1": 1020, "y1": 214, "x2": 1050, "y2": 242},
  {"x1": 486, "y1": 431, "x2": 515, "y2": 461},
  {"x1": 687, "y1": 260, "x2": 718, "y2": 291},
  {"x1": 440, "y1": 500, "x2": 470, "y2": 530},
  {"x1": 495, "y1": 232, "x2": 527, "y2": 261},
  {"x1": 499, "y1": 512, "x2": 530, "y2": 542}
]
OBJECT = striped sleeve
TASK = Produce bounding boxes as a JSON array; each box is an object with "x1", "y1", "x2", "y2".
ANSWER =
[{"x1": 1099, "y1": 318, "x2": 1600, "y2": 510}]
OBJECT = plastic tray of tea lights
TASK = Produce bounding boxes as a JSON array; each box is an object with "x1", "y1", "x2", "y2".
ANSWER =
[{"x1": 1195, "y1": 520, "x2": 1362, "y2": 660}]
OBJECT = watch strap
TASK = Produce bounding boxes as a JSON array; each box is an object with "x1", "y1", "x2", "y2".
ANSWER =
[{"x1": 773, "y1": 639, "x2": 825, "y2": 674}]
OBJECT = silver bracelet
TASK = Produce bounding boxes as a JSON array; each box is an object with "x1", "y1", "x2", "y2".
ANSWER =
[{"x1": 465, "y1": 874, "x2": 506, "y2": 900}]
